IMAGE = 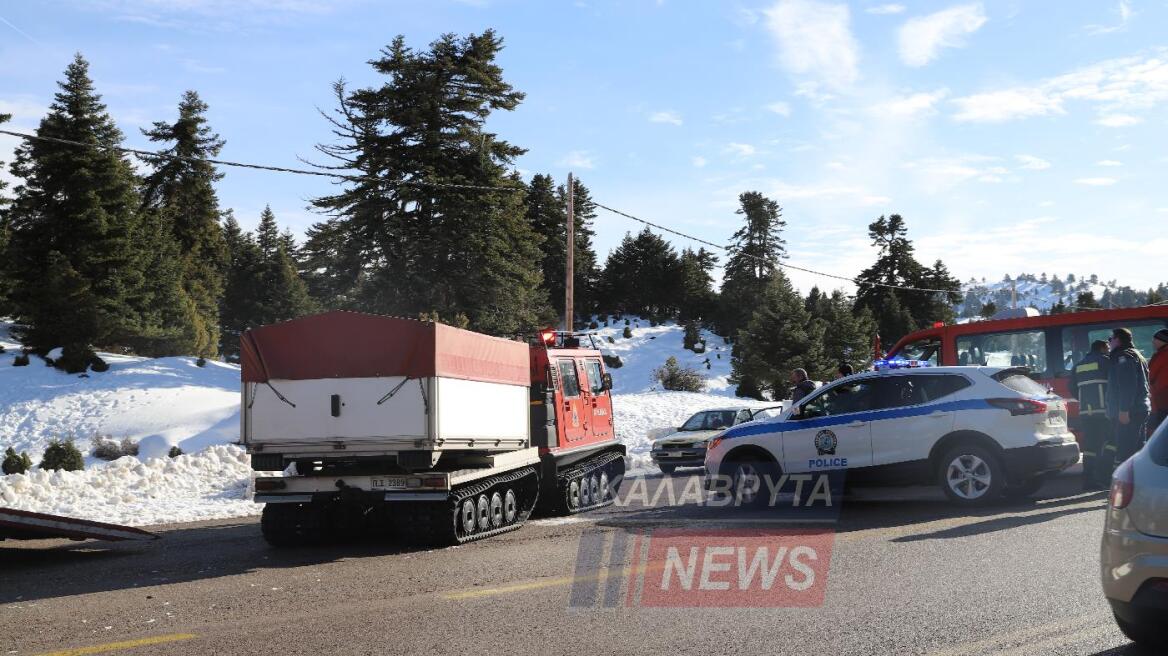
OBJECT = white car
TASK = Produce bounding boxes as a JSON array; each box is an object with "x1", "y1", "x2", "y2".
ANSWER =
[
  {"x1": 704, "y1": 365, "x2": 1080, "y2": 506},
  {"x1": 650, "y1": 406, "x2": 784, "y2": 474}
]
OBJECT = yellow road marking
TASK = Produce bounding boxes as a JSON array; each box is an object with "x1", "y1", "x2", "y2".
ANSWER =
[
  {"x1": 34, "y1": 633, "x2": 197, "y2": 656},
  {"x1": 925, "y1": 613, "x2": 1107, "y2": 656}
]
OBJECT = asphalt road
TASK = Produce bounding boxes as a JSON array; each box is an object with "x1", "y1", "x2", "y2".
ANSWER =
[{"x1": 0, "y1": 467, "x2": 1151, "y2": 656}]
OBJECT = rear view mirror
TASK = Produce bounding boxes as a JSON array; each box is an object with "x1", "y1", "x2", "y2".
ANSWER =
[{"x1": 602, "y1": 372, "x2": 613, "y2": 391}]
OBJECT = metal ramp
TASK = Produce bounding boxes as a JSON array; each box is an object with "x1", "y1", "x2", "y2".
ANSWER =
[{"x1": 0, "y1": 508, "x2": 158, "y2": 542}]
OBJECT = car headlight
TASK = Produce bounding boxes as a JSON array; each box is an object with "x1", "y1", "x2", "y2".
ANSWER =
[{"x1": 706, "y1": 431, "x2": 727, "y2": 453}]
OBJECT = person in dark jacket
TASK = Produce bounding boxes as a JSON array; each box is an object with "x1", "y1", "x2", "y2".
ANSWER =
[
  {"x1": 1149, "y1": 328, "x2": 1168, "y2": 435},
  {"x1": 790, "y1": 368, "x2": 818, "y2": 403},
  {"x1": 835, "y1": 363, "x2": 854, "y2": 380},
  {"x1": 1073, "y1": 340, "x2": 1111, "y2": 488},
  {"x1": 1107, "y1": 327, "x2": 1151, "y2": 469}
]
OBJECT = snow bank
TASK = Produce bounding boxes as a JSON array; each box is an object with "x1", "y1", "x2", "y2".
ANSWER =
[
  {"x1": 0, "y1": 321, "x2": 240, "y2": 464},
  {"x1": 613, "y1": 392, "x2": 774, "y2": 470},
  {"x1": 0, "y1": 445, "x2": 258, "y2": 527},
  {"x1": 0, "y1": 315, "x2": 760, "y2": 524}
]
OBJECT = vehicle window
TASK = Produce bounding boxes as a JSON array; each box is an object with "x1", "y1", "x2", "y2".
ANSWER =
[
  {"x1": 956, "y1": 330, "x2": 1047, "y2": 372},
  {"x1": 680, "y1": 411, "x2": 738, "y2": 431},
  {"x1": 799, "y1": 380, "x2": 875, "y2": 418},
  {"x1": 894, "y1": 337, "x2": 940, "y2": 366},
  {"x1": 584, "y1": 360, "x2": 605, "y2": 395},
  {"x1": 558, "y1": 360, "x2": 580, "y2": 397},
  {"x1": 918, "y1": 375, "x2": 972, "y2": 401},
  {"x1": 1060, "y1": 320, "x2": 1168, "y2": 371},
  {"x1": 735, "y1": 409, "x2": 753, "y2": 424},
  {"x1": 995, "y1": 372, "x2": 1050, "y2": 397}
]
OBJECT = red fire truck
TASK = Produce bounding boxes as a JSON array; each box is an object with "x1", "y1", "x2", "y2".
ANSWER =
[
  {"x1": 240, "y1": 311, "x2": 625, "y2": 546},
  {"x1": 886, "y1": 305, "x2": 1168, "y2": 430}
]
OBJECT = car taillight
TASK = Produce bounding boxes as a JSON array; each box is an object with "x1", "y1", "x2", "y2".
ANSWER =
[
  {"x1": 1111, "y1": 458, "x2": 1135, "y2": 509},
  {"x1": 987, "y1": 398, "x2": 1048, "y2": 416}
]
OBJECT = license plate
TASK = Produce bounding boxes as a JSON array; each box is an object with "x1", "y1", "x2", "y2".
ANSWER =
[{"x1": 371, "y1": 476, "x2": 408, "y2": 489}]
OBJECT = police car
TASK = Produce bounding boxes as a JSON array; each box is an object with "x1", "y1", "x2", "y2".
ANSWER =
[{"x1": 704, "y1": 362, "x2": 1081, "y2": 506}]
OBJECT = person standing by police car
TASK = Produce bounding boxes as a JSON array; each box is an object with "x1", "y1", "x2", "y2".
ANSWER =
[
  {"x1": 1073, "y1": 340, "x2": 1111, "y2": 489},
  {"x1": 1107, "y1": 328, "x2": 1151, "y2": 469},
  {"x1": 1149, "y1": 328, "x2": 1168, "y2": 435},
  {"x1": 790, "y1": 368, "x2": 818, "y2": 403}
]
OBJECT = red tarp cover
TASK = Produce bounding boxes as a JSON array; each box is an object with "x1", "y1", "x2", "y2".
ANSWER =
[{"x1": 240, "y1": 310, "x2": 529, "y2": 386}]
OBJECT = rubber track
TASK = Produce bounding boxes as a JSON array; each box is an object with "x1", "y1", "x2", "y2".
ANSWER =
[
  {"x1": 552, "y1": 449, "x2": 626, "y2": 516},
  {"x1": 394, "y1": 466, "x2": 541, "y2": 547}
]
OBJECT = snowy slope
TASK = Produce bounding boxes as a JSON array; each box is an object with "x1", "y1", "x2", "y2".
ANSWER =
[
  {"x1": 0, "y1": 322, "x2": 240, "y2": 463},
  {"x1": 957, "y1": 276, "x2": 1123, "y2": 315},
  {"x1": 0, "y1": 316, "x2": 757, "y2": 526}
]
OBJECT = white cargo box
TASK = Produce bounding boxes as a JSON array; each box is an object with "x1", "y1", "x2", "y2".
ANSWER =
[{"x1": 239, "y1": 311, "x2": 532, "y2": 455}]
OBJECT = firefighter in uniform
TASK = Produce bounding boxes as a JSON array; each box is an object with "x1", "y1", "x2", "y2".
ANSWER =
[
  {"x1": 1073, "y1": 340, "x2": 1111, "y2": 489},
  {"x1": 1107, "y1": 327, "x2": 1151, "y2": 470}
]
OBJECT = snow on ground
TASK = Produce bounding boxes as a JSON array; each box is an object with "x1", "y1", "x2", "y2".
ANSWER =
[
  {"x1": 0, "y1": 445, "x2": 258, "y2": 526},
  {"x1": 0, "y1": 322, "x2": 240, "y2": 463},
  {"x1": 0, "y1": 315, "x2": 758, "y2": 526}
]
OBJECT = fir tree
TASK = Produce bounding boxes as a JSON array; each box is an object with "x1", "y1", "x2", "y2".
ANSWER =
[
  {"x1": 598, "y1": 228, "x2": 681, "y2": 317},
  {"x1": 0, "y1": 112, "x2": 12, "y2": 315},
  {"x1": 309, "y1": 32, "x2": 552, "y2": 335},
  {"x1": 813, "y1": 290, "x2": 877, "y2": 375},
  {"x1": 853, "y1": 215, "x2": 959, "y2": 344},
  {"x1": 731, "y1": 272, "x2": 824, "y2": 400},
  {"x1": 719, "y1": 191, "x2": 786, "y2": 339},
  {"x1": 677, "y1": 247, "x2": 719, "y2": 322},
  {"x1": 6, "y1": 54, "x2": 147, "y2": 371},
  {"x1": 140, "y1": 90, "x2": 228, "y2": 357},
  {"x1": 219, "y1": 211, "x2": 263, "y2": 357},
  {"x1": 254, "y1": 206, "x2": 314, "y2": 325}
]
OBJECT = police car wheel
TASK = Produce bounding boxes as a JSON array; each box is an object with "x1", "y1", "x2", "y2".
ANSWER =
[
  {"x1": 725, "y1": 457, "x2": 778, "y2": 508},
  {"x1": 939, "y1": 445, "x2": 1005, "y2": 506}
]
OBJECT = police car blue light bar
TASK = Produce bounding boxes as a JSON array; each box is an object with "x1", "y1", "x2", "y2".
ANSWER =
[{"x1": 874, "y1": 359, "x2": 934, "y2": 370}]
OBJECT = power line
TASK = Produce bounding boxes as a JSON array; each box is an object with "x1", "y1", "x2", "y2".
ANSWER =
[
  {"x1": 592, "y1": 202, "x2": 958, "y2": 295},
  {"x1": 0, "y1": 126, "x2": 991, "y2": 297},
  {"x1": 0, "y1": 128, "x2": 527, "y2": 193}
]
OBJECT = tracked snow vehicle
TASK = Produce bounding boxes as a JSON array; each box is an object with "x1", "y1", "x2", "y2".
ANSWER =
[{"x1": 240, "y1": 311, "x2": 625, "y2": 546}]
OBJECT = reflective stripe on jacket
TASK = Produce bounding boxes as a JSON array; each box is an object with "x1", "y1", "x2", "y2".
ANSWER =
[{"x1": 1073, "y1": 352, "x2": 1109, "y2": 416}]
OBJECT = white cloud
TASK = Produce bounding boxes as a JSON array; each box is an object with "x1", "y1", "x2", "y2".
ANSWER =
[
  {"x1": 1085, "y1": 0, "x2": 1132, "y2": 35},
  {"x1": 763, "y1": 0, "x2": 859, "y2": 90},
  {"x1": 1097, "y1": 159, "x2": 1123, "y2": 167},
  {"x1": 901, "y1": 155, "x2": 1010, "y2": 191},
  {"x1": 1039, "y1": 200, "x2": 1056, "y2": 207},
  {"x1": 951, "y1": 50, "x2": 1168, "y2": 123},
  {"x1": 558, "y1": 150, "x2": 595, "y2": 169},
  {"x1": 691, "y1": 156, "x2": 707, "y2": 168},
  {"x1": 1096, "y1": 114, "x2": 1142, "y2": 127},
  {"x1": 1014, "y1": 154, "x2": 1051, "y2": 170},
  {"x1": 766, "y1": 101, "x2": 792, "y2": 117},
  {"x1": 648, "y1": 110, "x2": 683, "y2": 126},
  {"x1": 870, "y1": 89, "x2": 949, "y2": 118},
  {"x1": 726, "y1": 142, "x2": 757, "y2": 157},
  {"x1": 898, "y1": 3, "x2": 987, "y2": 67},
  {"x1": 1075, "y1": 177, "x2": 1117, "y2": 186},
  {"x1": 866, "y1": 3, "x2": 905, "y2": 15},
  {"x1": 951, "y1": 88, "x2": 1063, "y2": 122}
]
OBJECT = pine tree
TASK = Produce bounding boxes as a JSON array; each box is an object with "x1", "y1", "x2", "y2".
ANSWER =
[
  {"x1": 598, "y1": 228, "x2": 681, "y2": 318},
  {"x1": 677, "y1": 247, "x2": 719, "y2": 322},
  {"x1": 219, "y1": 211, "x2": 263, "y2": 358},
  {"x1": 980, "y1": 301, "x2": 998, "y2": 319},
  {"x1": 719, "y1": 191, "x2": 786, "y2": 339},
  {"x1": 853, "y1": 215, "x2": 959, "y2": 344},
  {"x1": 140, "y1": 91, "x2": 228, "y2": 357},
  {"x1": 309, "y1": 32, "x2": 552, "y2": 335},
  {"x1": 254, "y1": 206, "x2": 314, "y2": 325},
  {"x1": 0, "y1": 112, "x2": 12, "y2": 315},
  {"x1": 731, "y1": 272, "x2": 824, "y2": 400},
  {"x1": 6, "y1": 54, "x2": 147, "y2": 371},
  {"x1": 812, "y1": 290, "x2": 877, "y2": 375}
]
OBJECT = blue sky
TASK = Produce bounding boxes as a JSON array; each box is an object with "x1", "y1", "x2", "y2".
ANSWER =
[{"x1": 1, "y1": 0, "x2": 1166, "y2": 293}]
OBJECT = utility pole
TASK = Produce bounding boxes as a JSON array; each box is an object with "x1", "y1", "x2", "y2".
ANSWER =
[
  {"x1": 565, "y1": 172, "x2": 575, "y2": 332},
  {"x1": 1011, "y1": 279, "x2": 1017, "y2": 310}
]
